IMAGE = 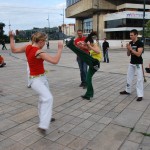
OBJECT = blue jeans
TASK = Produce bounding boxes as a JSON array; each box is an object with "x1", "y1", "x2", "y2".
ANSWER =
[
  {"x1": 105, "y1": 50, "x2": 109, "y2": 63},
  {"x1": 77, "y1": 56, "x2": 87, "y2": 84}
]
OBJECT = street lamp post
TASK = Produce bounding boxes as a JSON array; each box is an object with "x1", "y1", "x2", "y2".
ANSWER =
[
  {"x1": 47, "y1": 14, "x2": 50, "y2": 40},
  {"x1": 60, "y1": 9, "x2": 65, "y2": 40},
  {"x1": 142, "y1": 0, "x2": 146, "y2": 47},
  {"x1": 9, "y1": 20, "x2": 11, "y2": 31}
]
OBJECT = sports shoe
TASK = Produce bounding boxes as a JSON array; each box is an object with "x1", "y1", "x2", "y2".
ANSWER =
[
  {"x1": 81, "y1": 95, "x2": 90, "y2": 100},
  {"x1": 145, "y1": 68, "x2": 150, "y2": 73},
  {"x1": 120, "y1": 91, "x2": 130, "y2": 95},
  {"x1": 37, "y1": 128, "x2": 46, "y2": 135},
  {"x1": 51, "y1": 118, "x2": 55, "y2": 122},
  {"x1": 83, "y1": 85, "x2": 87, "y2": 89},
  {"x1": 79, "y1": 83, "x2": 83, "y2": 87},
  {"x1": 136, "y1": 97, "x2": 143, "y2": 101}
]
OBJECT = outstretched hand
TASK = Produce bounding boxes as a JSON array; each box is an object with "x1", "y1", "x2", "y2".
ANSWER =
[{"x1": 9, "y1": 31, "x2": 15, "y2": 38}]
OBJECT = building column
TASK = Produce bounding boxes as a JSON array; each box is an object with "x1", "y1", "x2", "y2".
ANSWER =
[
  {"x1": 93, "y1": 13, "x2": 106, "y2": 39},
  {"x1": 75, "y1": 19, "x2": 83, "y2": 32}
]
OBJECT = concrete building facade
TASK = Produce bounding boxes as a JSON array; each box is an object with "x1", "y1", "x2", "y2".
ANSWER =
[
  {"x1": 66, "y1": 0, "x2": 150, "y2": 40},
  {"x1": 61, "y1": 23, "x2": 75, "y2": 36}
]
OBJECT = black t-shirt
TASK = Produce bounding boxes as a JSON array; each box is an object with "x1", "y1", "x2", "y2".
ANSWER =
[
  {"x1": 102, "y1": 41, "x2": 109, "y2": 50},
  {"x1": 130, "y1": 40, "x2": 143, "y2": 64}
]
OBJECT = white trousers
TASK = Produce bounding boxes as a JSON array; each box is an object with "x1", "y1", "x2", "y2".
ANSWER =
[
  {"x1": 125, "y1": 64, "x2": 144, "y2": 97},
  {"x1": 30, "y1": 75, "x2": 53, "y2": 129},
  {"x1": 27, "y1": 63, "x2": 31, "y2": 87}
]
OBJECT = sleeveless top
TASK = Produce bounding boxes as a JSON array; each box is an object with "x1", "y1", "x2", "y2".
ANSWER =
[
  {"x1": 25, "y1": 45, "x2": 45, "y2": 76},
  {"x1": 90, "y1": 43, "x2": 101, "y2": 61}
]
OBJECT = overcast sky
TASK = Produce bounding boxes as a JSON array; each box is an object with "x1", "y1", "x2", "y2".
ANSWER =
[{"x1": 0, "y1": 0, "x2": 75, "y2": 35}]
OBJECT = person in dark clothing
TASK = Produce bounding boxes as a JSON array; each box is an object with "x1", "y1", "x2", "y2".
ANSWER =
[
  {"x1": 1, "y1": 39, "x2": 7, "y2": 50},
  {"x1": 74, "y1": 30, "x2": 88, "y2": 89},
  {"x1": 145, "y1": 64, "x2": 150, "y2": 73},
  {"x1": 46, "y1": 41, "x2": 49, "y2": 49},
  {"x1": 102, "y1": 38, "x2": 109, "y2": 63},
  {"x1": 120, "y1": 29, "x2": 144, "y2": 102}
]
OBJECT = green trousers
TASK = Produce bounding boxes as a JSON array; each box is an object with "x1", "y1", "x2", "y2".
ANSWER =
[{"x1": 66, "y1": 39, "x2": 100, "y2": 98}]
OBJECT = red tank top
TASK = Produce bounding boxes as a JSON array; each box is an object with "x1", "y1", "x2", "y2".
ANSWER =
[{"x1": 25, "y1": 45, "x2": 45, "y2": 76}]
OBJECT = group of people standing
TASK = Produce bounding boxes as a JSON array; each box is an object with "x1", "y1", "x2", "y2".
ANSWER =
[
  {"x1": 71, "y1": 29, "x2": 147, "y2": 103},
  {"x1": 8, "y1": 28, "x2": 149, "y2": 135}
]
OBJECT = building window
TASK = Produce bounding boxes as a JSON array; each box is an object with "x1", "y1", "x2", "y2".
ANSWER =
[
  {"x1": 83, "y1": 18, "x2": 93, "y2": 33},
  {"x1": 105, "y1": 19, "x2": 149, "y2": 28},
  {"x1": 106, "y1": 31, "x2": 130, "y2": 40},
  {"x1": 66, "y1": 0, "x2": 81, "y2": 7}
]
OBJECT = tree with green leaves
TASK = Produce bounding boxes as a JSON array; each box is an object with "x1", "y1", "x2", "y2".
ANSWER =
[
  {"x1": 144, "y1": 20, "x2": 150, "y2": 38},
  {"x1": 0, "y1": 22, "x2": 5, "y2": 38}
]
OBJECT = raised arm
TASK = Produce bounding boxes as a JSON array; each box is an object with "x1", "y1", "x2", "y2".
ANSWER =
[
  {"x1": 36, "y1": 41, "x2": 63, "y2": 64},
  {"x1": 9, "y1": 31, "x2": 27, "y2": 53},
  {"x1": 87, "y1": 42, "x2": 100, "y2": 54}
]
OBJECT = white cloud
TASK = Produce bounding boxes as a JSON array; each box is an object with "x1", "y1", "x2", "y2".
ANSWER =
[
  {"x1": 0, "y1": 0, "x2": 75, "y2": 35},
  {"x1": 56, "y1": 2, "x2": 66, "y2": 9}
]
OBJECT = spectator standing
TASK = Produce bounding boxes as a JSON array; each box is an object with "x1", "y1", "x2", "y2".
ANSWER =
[
  {"x1": 2, "y1": 39, "x2": 7, "y2": 50},
  {"x1": 74, "y1": 30, "x2": 89, "y2": 89},
  {"x1": 102, "y1": 38, "x2": 109, "y2": 63},
  {"x1": 120, "y1": 29, "x2": 144, "y2": 102}
]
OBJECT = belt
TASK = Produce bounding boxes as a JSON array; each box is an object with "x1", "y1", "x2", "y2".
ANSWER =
[{"x1": 29, "y1": 71, "x2": 48, "y2": 79}]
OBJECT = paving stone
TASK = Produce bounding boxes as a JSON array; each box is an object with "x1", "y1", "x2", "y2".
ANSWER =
[
  {"x1": 45, "y1": 130, "x2": 65, "y2": 141},
  {"x1": 59, "y1": 123, "x2": 76, "y2": 132},
  {"x1": 78, "y1": 112, "x2": 92, "y2": 119},
  {"x1": 95, "y1": 109, "x2": 109, "y2": 116},
  {"x1": 138, "y1": 145, "x2": 150, "y2": 150},
  {"x1": 113, "y1": 108, "x2": 143, "y2": 128},
  {"x1": 98, "y1": 117, "x2": 112, "y2": 125},
  {"x1": 79, "y1": 129, "x2": 99, "y2": 140},
  {"x1": 128, "y1": 131, "x2": 144, "y2": 144},
  {"x1": 69, "y1": 110, "x2": 83, "y2": 116},
  {"x1": 134, "y1": 124, "x2": 149, "y2": 133},
  {"x1": 87, "y1": 114, "x2": 103, "y2": 122},
  {"x1": 0, "y1": 138, "x2": 16, "y2": 150},
  {"x1": 68, "y1": 137, "x2": 89, "y2": 150},
  {"x1": 20, "y1": 134, "x2": 42, "y2": 146},
  {"x1": 141, "y1": 136, "x2": 150, "y2": 147},
  {"x1": 1, "y1": 121, "x2": 34, "y2": 137},
  {"x1": 120, "y1": 140, "x2": 139, "y2": 150},
  {"x1": 68, "y1": 117, "x2": 85, "y2": 125},
  {"x1": 85, "y1": 124, "x2": 130, "y2": 150},
  {"x1": 69, "y1": 126, "x2": 87, "y2": 136},
  {"x1": 127, "y1": 100, "x2": 150, "y2": 111},
  {"x1": 89, "y1": 122, "x2": 106, "y2": 132},
  {"x1": 78, "y1": 120, "x2": 95, "y2": 129},
  {"x1": 57, "y1": 133, "x2": 76, "y2": 146},
  {"x1": 10, "y1": 108, "x2": 37, "y2": 123},
  {"x1": 10, "y1": 130, "x2": 32, "y2": 141},
  {"x1": 42, "y1": 143, "x2": 65, "y2": 150},
  {"x1": 0, "y1": 119, "x2": 18, "y2": 132},
  {"x1": 105, "y1": 111, "x2": 119, "y2": 118},
  {"x1": 0, "y1": 134, "x2": 7, "y2": 142},
  {"x1": 29, "y1": 138, "x2": 53, "y2": 150}
]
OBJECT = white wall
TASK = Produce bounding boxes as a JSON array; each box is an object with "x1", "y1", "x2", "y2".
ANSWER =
[{"x1": 99, "y1": 40, "x2": 130, "y2": 49}]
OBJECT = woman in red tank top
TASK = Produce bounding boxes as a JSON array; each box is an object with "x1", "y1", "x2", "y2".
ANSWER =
[{"x1": 9, "y1": 31, "x2": 63, "y2": 135}]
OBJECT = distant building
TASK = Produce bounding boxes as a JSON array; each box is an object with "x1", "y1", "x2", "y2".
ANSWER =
[
  {"x1": 61, "y1": 24, "x2": 75, "y2": 36},
  {"x1": 16, "y1": 26, "x2": 68, "y2": 40},
  {"x1": 66, "y1": 0, "x2": 150, "y2": 39}
]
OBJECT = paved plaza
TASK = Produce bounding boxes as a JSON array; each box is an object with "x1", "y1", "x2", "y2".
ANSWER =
[{"x1": 0, "y1": 41, "x2": 150, "y2": 150}]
